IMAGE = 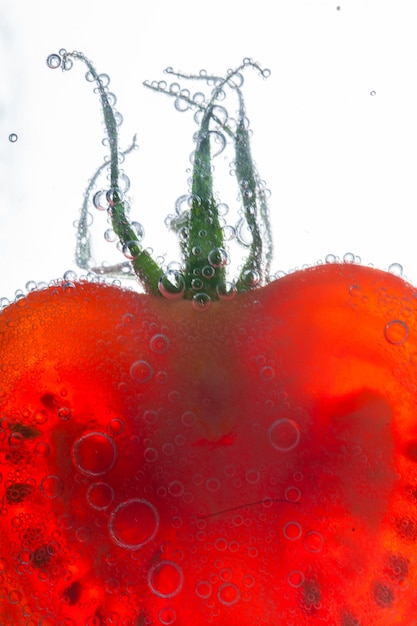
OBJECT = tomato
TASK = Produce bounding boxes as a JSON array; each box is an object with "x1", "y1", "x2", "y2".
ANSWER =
[{"x1": 1, "y1": 51, "x2": 416, "y2": 625}]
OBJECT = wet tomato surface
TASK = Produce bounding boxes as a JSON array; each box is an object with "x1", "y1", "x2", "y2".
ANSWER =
[{"x1": 1, "y1": 263, "x2": 417, "y2": 624}]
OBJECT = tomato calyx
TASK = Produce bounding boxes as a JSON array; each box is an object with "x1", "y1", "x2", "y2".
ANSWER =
[{"x1": 47, "y1": 50, "x2": 271, "y2": 304}]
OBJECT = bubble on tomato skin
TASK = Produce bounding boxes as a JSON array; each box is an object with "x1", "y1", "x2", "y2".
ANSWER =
[
  {"x1": 303, "y1": 530, "x2": 324, "y2": 553},
  {"x1": 287, "y1": 569, "x2": 305, "y2": 588},
  {"x1": 72, "y1": 432, "x2": 117, "y2": 477},
  {"x1": 268, "y1": 418, "x2": 301, "y2": 452},
  {"x1": 384, "y1": 319, "x2": 409, "y2": 345},
  {"x1": 150, "y1": 333, "x2": 170, "y2": 354},
  {"x1": 245, "y1": 469, "x2": 260, "y2": 484},
  {"x1": 87, "y1": 482, "x2": 114, "y2": 510},
  {"x1": 158, "y1": 607, "x2": 177, "y2": 625},
  {"x1": 285, "y1": 486, "x2": 301, "y2": 503},
  {"x1": 57, "y1": 407, "x2": 71, "y2": 421},
  {"x1": 34, "y1": 441, "x2": 50, "y2": 458},
  {"x1": 260, "y1": 365, "x2": 275, "y2": 381},
  {"x1": 130, "y1": 360, "x2": 154, "y2": 383},
  {"x1": 39, "y1": 475, "x2": 64, "y2": 499},
  {"x1": 148, "y1": 560, "x2": 184, "y2": 598},
  {"x1": 218, "y1": 582, "x2": 241, "y2": 606},
  {"x1": 109, "y1": 498, "x2": 159, "y2": 550},
  {"x1": 283, "y1": 521, "x2": 302, "y2": 541},
  {"x1": 192, "y1": 292, "x2": 212, "y2": 311}
]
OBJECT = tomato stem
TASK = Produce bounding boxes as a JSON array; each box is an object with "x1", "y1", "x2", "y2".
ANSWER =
[{"x1": 48, "y1": 51, "x2": 271, "y2": 302}]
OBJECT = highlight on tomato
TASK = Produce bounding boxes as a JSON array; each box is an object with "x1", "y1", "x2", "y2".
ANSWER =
[{"x1": 0, "y1": 48, "x2": 416, "y2": 625}]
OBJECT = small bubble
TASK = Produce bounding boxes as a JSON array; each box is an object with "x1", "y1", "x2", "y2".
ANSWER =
[
  {"x1": 104, "y1": 228, "x2": 117, "y2": 243},
  {"x1": 106, "y1": 187, "x2": 124, "y2": 206},
  {"x1": 241, "y1": 269, "x2": 260, "y2": 287},
  {"x1": 150, "y1": 334, "x2": 170, "y2": 354},
  {"x1": 87, "y1": 482, "x2": 114, "y2": 510},
  {"x1": 72, "y1": 432, "x2": 117, "y2": 476},
  {"x1": 192, "y1": 292, "x2": 212, "y2": 311},
  {"x1": 158, "y1": 271, "x2": 185, "y2": 300},
  {"x1": 208, "y1": 247, "x2": 228, "y2": 268},
  {"x1": 196, "y1": 581, "x2": 212, "y2": 599},
  {"x1": 283, "y1": 521, "x2": 302, "y2": 540},
  {"x1": 46, "y1": 53, "x2": 61, "y2": 69},
  {"x1": 40, "y1": 475, "x2": 64, "y2": 499},
  {"x1": 303, "y1": 530, "x2": 324, "y2": 552},
  {"x1": 8, "y1": 133, "x2": 18, "y2": 143},
  {"x1": 349, "y1": 284, "x2": 361, "y2": 297},
  {"x1": 268, "y1": 418, "x2": 300, "y2": 452},
  {"x1": 388, "y1": 262, "x2": 403, "y2": 276},
  {"x1": 130, "y1": 360, "x2": 154, "y2": 383},
  {"x1": 158, "y1": 607, "x2": 176, "y2": 625},
  {"x1": 370, "y1": 90, "x2": 376, "y2": 96},
  {"x1": 260, "y1": 365, "x2": 275, "y2": 381},
  {"x1": 93, "y1": 190, "x2": 108, "y2": 211},
  {"x1": 57, "y1": 407, "x2": 71, "y2": 421},
  {"x1": 216, "y1": 281, "x2": 237, "y2": 300},
  {"x1": 218, "y1": 583, "x2": 240, "y2": 606},
  {"x1": 343, "y1": 252, "x2": 355, "y2": 264},
  {"x1": 285, "y1": 486, "x2": 301, "y2": 503},
  {"x1": 168, "y1": 481, "x2": 184, "y2": 497},
  {"x1": 109, "y1": 498, "x2": 159, "y2": 549},
  {"x1": 384, "y1": 320, "x2": 409, "y2": 345},
  {"x1": 148, "y1": 560, "x2": 184, "y2": 598},
  {"x1": 245, "y1": 469, "x2": 260, "y2": 484},
  {"x1": 287, "y1": 570, "x2": 305, "y2": 588}
]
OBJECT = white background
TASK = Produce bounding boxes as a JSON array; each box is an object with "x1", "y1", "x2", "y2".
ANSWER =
[{"x1": 2, "y1": 0, "x2": 417, "y2": 301}]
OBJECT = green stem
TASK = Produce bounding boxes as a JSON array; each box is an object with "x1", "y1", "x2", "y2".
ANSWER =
[{"x1": 50, "y1": 51, "x2": 271, "y2": 300}]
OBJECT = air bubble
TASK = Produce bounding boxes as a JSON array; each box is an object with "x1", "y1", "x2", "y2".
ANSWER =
[
  {"x1": 130, "y1": 360, "x2": 154, "y2": 383},
  {"x1": 388, "y1": 262, "x2": 403, "y2": 277},
  {"x1": 109, "y1": 498, "x2": 159, "y2": 549},
  {"x1": 303, "y1": 530, "x2": 324, "y2": 553},
  {"x1": 158, "y1": 271, "x2": 186, "y2": 300},
  {"x1": 218, "y1": 583, "x2": 240, "y2": 606},
  {"x1": 287, "y1": 570, "x2": 305, "y2": 588},
  {"x1": 150, "y1": 334, "x2": 170, "y2": 354},
  {"x1": 40, "y1": 475, "x2": 64, "y2": 499},
  {"x1": 87, "y1": 482, "x2": 114, "y2": 510},
  {"x1": 217, "y1": 281, "x2": 237, "y2": 300},
  {"x1": 148, "y1": 560, "x2": 184, "y2": 598},
  {"x1": 72, "y1": 432, "x2": 117, "y2": 476},
  {"x1": 241, "y1": 269, "x2": 260, "y2": 287},
  {"x1": 8, "y1": 133, "x2": 18, "y2": 143},
  {"x1": 57, "y1": 407, "x2": 71, "y2": 421},
  {"x1": 343, "y1": 252, "x2": 355, "y2": 264},
  {"x1": 384, "y1": 320, "x2": 409, "y2": 345},
  {"x1": 283, "y1": 521, "x2": 302, "y2": 540},
  {"x1": 208, "y1": 247, "x2": 228, "y2": 268},
  {"x1": 104, "y1": 229, "x2": 117, "y2": 243},
  {"x1": 268, "y1": 418, "x2": 300, "y2": 452},
  {"x1": 93, "y1": 190, "x2": 108, "y2": 211},
  {"x1": 106, "y1": 187, "x2": 124, "y2": 206},
  {"x1": 158, "y1": 607, "x2": 176, "y2": 625},
  {"x1": 192, "y1": 292, "x2": 212, "y2": 311},
  {"x1": 196, "y1": 581, "x2": 212, "y2": 598},
  {"x1": 46, "y1": 53, "x2": 61, "y2": 69}
]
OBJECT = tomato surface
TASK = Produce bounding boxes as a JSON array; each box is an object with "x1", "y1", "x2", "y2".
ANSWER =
[{"x1": 0, "y1": 262, "x2": 416, "y2": 624}]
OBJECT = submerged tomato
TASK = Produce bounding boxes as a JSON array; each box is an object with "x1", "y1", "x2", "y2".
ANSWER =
[
  {"x1": 1, "y1": 264, "x2": 417, "y2": 624},
  {"x1": 2, "y1": 52, "x2": 417, "y2": 624}
]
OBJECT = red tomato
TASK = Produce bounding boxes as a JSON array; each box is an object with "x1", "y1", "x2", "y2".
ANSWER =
[
  {"x1": 2, "y1": 51, "x2": 417, "y2": 625},
  {"x1": 1, "y1": 263, "x2": 417, "y2": 624}
]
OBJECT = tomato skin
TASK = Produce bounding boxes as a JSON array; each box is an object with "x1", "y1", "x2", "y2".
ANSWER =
[{"x1": 0, "y1": 263, "x2": 417, "y2": 624}]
